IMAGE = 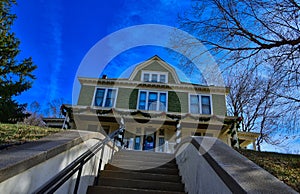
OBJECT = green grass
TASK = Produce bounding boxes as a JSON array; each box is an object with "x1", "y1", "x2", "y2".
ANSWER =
[
  {"x1": 0, "y1": 123, "x2": 61, "y2": 146},
  {"x1": 238, "y1": 149, "x2": 300, "y2": 192}
]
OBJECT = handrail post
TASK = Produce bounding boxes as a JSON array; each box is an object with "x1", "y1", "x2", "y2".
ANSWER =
[
  {"x1": 111, "y1": 138, "x2": 116, "y2": 162},
  {"x1": 94, "y1": 147, "x2": 105, "y2": 185},
  {"x1": 73, "y1": 160, "x2": 84, "y2": 194}
]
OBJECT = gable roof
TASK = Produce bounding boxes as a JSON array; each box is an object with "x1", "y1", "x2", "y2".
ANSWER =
[{"x1": 128, "y1": 55, "x2": 181, "y2": 84}]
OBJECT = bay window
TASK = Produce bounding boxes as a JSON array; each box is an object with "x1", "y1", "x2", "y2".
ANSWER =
[{"x1": 138, "y1": 90, "x2": 167, "y2": 111}]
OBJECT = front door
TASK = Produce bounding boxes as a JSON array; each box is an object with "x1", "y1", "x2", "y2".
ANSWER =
[{"x1": 143, "y1": 130, "x2": 156, "y2": 151}]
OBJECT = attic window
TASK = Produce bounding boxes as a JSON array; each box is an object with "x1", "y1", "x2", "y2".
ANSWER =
[{"x1": 142, "y1": 71, "x2": 168, "y2": 83}]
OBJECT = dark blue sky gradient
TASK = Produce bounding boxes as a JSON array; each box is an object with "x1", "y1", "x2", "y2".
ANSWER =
[
  {"x1": 12, "y1": 0, "x2": 191, "y2": 109},
  {"x1": 9, "y1": 1, "x2": 300, "y2": 153}
]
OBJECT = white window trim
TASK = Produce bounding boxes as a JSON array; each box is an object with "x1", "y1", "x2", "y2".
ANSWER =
[
  {"x1": 92, "y1": 87, "x2": 118, "y2": 108},
  {"x1": 188, "y1": 93, "x2": 213, "y2": 115},
  {"x1": 137, "y1": 90, "x2": 168, "y2": 112},
  {"x1": 141, "y1": 70, "x2": 168, "y2": 83}
]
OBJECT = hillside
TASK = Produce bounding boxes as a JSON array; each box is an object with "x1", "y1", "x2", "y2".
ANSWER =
[
  {"x1": 0, "y1": 123, "x2": 61, "y2": 149},
  {"x1": 0, "y1": 124, "x2": 298, "y2": 192},
  {"x1": 238, "y1": 149, "x2": 300, "y2": 192}
]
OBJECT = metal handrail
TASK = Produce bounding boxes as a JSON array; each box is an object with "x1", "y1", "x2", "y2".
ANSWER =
[{"x1": 33, "y1": 126, "x2": 125, "y2": 194}]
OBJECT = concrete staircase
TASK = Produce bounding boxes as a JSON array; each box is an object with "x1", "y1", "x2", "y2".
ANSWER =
[{"x1": 87, "y1": 150, "x2": 186, "y2": 194}]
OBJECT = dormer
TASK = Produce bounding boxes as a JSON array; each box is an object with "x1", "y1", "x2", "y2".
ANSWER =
[
  {"x1": 141, "y1": 71, "x2": 168, "y2": 83},
  {"x1": 129, "y1": 55, "x2": 180, "y2": 84}
]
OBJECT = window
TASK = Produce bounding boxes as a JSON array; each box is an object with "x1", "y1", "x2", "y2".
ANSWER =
[
  {"x1": 134, "y1": 136, "x2": 141, "y2": 150},
  {"x1": 158, "y1": 137, "x2": 165, "y2": 152},
  {"x1": 141, "y1": 71, "x2": 168, "y2": 83},
  {"x1": 189, "y1": 94, "x2": 212, "y2": 114},
  {"x1": 201, "y1": 96, "x2": 211, "y2": 114},
  {"x1": 190, "y1": 95, "x2": 200, "y2": 114},
  {"x1": 138, "y1": 90, "x2": 167, "y2": 111},
  {"x1": 94, "y1": 88, "x2": 117, "y2": 107},
  {"x1": 138, "y1": 91, "x2": 147, "y2": 110},
  {"x1": 143, "y1": 73, "x2": 150, "y2": 82},
  {"x1": 160, "y1": 74, "x2": 166, "y2": 83},
  {"x1": 151, "y1": 74, "x2": 158, "y2": 82}
]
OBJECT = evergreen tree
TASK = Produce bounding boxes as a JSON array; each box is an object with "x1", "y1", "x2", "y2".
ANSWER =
[{"x1": 0, "y1": 0, "x2": 36, "y2": 123}]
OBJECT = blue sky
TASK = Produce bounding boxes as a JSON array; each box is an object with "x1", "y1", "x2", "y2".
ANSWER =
[
  {"x1": 10, "y1": 1, "x2": 299, "y2": 153},
  {"x1": 12, "y1": 0, "x2": 192, "y2": 108}
]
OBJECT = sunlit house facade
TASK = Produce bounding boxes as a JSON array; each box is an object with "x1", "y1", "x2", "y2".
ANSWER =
[{"x1": 65, "y1": 56, "x2": 259, "y2": 152}]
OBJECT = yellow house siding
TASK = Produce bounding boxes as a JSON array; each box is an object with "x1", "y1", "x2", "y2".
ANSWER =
[
  {"x1": 212, "y1": 94, "x2": 226, "y2": 116},
  {"x1": 168, "y1": 91, "x2": 189, "y2": 113},
  {"x1": 78, "y1": 85, "x2": 95, "y2": 106},
  {"x1": 132, "y1": 61, "x2": 176, "y2": 84},
  {"x1": 116, "y1": 88, "x2": 138, "y2": 109}
]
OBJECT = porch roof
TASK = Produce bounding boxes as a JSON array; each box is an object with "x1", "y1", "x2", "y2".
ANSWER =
[{"x1": 62, "y1": 105, "x2": 237, "y2": 132}]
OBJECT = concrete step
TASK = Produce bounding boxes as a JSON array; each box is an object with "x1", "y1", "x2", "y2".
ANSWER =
[
  {"x1": 100, "y1": 170, "x2": 182, "y2": 183},
  {"x1": 97, "y1": 177, "x2": 185, "y2": 192},
  {"x1": 87, "y1": 185, "x2": 185, "y2": 194},
  {"x1": 116, "y1": 150, "x2": 174, "y2": 159},
  {"x1": 110, "y1": 159, "x2": 178, "y2": 169},
  {"x1": 117, "y1": 150, "x2": 174, "y2": 157},
  {"x1": 112, "y1": 154, "x2": 176, "y2": 164},
  {"x1": 87, "y1": 150, "x2": 186, "y2": 194},
  {"x1": 104, "y1": 164, "x2": 179, "y2": 175}
]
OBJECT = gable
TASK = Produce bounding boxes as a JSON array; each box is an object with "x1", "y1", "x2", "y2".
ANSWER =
[{"x1": 129, "y1": 56, "x2": 180, "y2": 84}]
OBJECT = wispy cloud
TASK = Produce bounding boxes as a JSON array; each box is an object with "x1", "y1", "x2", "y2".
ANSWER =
[{"x1": 43, "y1": 0, "x2": 63, "y2": 102}]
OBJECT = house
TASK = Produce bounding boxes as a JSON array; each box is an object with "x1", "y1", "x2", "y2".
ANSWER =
[{"x1": 63, "y1": 56, "x2": 259, "y2": 152}]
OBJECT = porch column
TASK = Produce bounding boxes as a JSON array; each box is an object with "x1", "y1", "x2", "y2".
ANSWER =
[
  {"x1": 117, "y1": 117, "x2": 125, "y2": 146},
  {"x1": 232, "y1": 122, "x2": 239, "y2": 148},
  {"x1": 62, "y1": 112, "x2": 70, "y2": 129},
  {"x1": 175, "y1": 119, "x2": 182, "y2": 144},
  {"x1": 227, "y1": 134, "x2": 231, "y2": 147},
  {"x1": 252, "y1": 140, "x2": 257, "y2": 151}
]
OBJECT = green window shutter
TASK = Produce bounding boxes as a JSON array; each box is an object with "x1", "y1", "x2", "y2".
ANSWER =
[{"x1": 168, "y1": 91, "x2": 188, "y2": 113}]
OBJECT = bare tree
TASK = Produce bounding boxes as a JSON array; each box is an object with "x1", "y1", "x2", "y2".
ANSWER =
[
  {"x1": 179, "y1": 0, "x2": 300, "y2": 102},
  {"x1": 23, "y1": 101, "x2": 45, "y2": 127},
  {"x1": 226, "y1": 67, "x2": 292, "y2": 150},
  {"x1": 45, "y1": 98, "x2": 66, "y2": 118},
  {"x1": 178, "y1": 0, "x2": 300, "y2": 150}
]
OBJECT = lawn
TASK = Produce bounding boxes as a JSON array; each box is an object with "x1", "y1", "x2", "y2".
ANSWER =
[
  {"x1": 0, "y1": 123, "x2": 61, "y2": 148},
  {"x1": 237, "y1": 149, "x2": 300, "y2": 192}
]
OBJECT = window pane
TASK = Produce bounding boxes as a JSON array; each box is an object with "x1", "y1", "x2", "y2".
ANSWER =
[
  {"x1": 148, "y1": 92, "x2": 158, "y2": 110},
  {"x1": 159, "y1": 93, "x2": 167, "y2": 111},
  {"x1": 151, "y1": 74, "x2": 158, "y2": 82},
  {"x1": 104, "y1": 89, "x2": 116, "y2": 107},
  {"x1": 160, "y1": 75, "x2": 166, "y2": 83},
  {"x1": 190, "y1": 95, "x2": 200, "y2": 114},
  {"x1": 134, "y1": 136, "x2": 140, "y2": 150},
  {"x1": 138, "y1": 91, "x2": 147, "y2": 110},
  {"x1": 143, "y1": 73, "x2": 149, "y2": 82},
  {"x1": 158, "y1": 137, "x2": 165, "y2": 152},
  {"x1": 190, "y1": 105, "x2": 199, "y2": 114},
  {"x1": 95, "y1": 89, "x2": 105, "y2": 106},
  {"x1": 201, "y1": 96, "x2": 210, "y2": 105},
  {"x1": 201, "y1": 96, "x2": 211, "y2": 114}
]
